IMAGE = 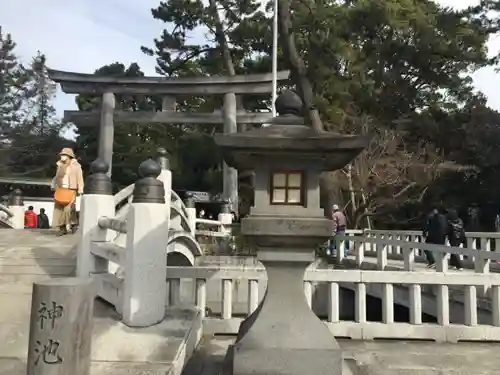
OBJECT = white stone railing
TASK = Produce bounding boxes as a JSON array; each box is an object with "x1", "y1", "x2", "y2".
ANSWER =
[
  {"x1": 195, "y1": 217, "x2": 232, "y2": 238},
  {"x1": 97, "y1": 216, "x2": 127, "y2": 234},
  {"x1": 164, "y1": 264, "x2": 500, "y2": 342},
  {"x1": 112, "y1": 183, "x2": 232, "y2": 239},
  {"x1": 337, "y1": 232, "x2": 500, "y2": 271},
  {"x1": 0, "y1": 202, "x2": 14, "y2": 227},
  {"x1": 78, "y1": 161, "x2": 171, "y2": 328},
  {"x1": 348, "y1": 229, "x2": 500, "y2": 253}
]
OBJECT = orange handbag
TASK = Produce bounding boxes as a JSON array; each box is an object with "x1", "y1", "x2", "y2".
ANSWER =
[{"x1": 54, "y1": 188, "x2": 75, "y2": 205}]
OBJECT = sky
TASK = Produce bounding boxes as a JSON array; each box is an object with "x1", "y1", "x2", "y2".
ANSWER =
[{"x1": 1, "y1": 0, "x2": 500, "y2": 138}]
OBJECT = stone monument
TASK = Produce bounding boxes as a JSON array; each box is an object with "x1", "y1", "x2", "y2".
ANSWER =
[{"x1": 215, "y1": 91, "x2": 369, "y2": 375}]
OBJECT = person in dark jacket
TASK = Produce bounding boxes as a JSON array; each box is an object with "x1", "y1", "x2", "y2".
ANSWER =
[
  {"x1": 423, "y1": 207, "x2": 448, "y2": 268},
  {"x1": 446, "y1": 209, "x2": 464, "y2": 270},
  {"x1": 37, "y1": 208, "x2": 50, "y2": 229}
]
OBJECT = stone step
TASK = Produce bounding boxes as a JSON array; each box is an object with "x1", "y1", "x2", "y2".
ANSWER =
[
  {"x1": 0, "y1": 230, "x2": 77, "y2": 285},
  {"x1": 338, "y1": 340, "x2": 500, "y2": 374},
  {"x1": 0, "y1": 274, "x2": 70, "y2": 285},
  {"x1": 0, "y1": 264, "x2": 75, "y2": 275},
  {"x1": 0, "y1": 257, "x2": 75, "y2": 265},
  {"x1": 0, "y1": 359, "x2": 174, "y2": 375}
]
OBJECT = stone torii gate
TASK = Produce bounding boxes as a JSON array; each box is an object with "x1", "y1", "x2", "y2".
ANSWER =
[{"x1": 47, "y1": 69, "x2": 290, "y2": 214}]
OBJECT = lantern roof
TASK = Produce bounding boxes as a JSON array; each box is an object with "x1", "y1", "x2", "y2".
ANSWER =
[{"x1": 214, "y1": 91, "x2": 370, "y2": 170}]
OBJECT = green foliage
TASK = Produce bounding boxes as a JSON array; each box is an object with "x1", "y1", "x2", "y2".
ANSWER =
[
  {"x1": 0, "y1": 28, "x2": 69, "y2": 178},
  {"x1": 74, "y1": 62, "x2": 223, "y2": 191},
  {"x1": 138, "y1": 0, "x2": 500, "y2": 227}
]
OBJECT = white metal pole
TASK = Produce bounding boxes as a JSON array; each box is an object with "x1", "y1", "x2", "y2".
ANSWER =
[{"x1": 271, "y1": 0, "x2": 278, "y2": 117}]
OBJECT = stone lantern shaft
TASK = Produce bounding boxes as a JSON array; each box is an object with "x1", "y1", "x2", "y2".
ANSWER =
[{"x1": 215, "y1": 91, "x2": 369, "y2": 375}]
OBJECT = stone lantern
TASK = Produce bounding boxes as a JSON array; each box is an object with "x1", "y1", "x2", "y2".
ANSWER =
[{"x1": 215, "y1": 91, "x2": 369, "y2": 375}]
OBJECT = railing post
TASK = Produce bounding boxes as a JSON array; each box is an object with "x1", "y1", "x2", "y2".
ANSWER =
[
  {"x1": 26, "y1": 278, "x2": 94, "y2": 375},
  {"x1": 156, "y1": 147, "x2": 172, "y2": 232},
  {"x1": 98, "y1": 91, "x2": 115, "y2": 177},
  {"x1": 78, "y1": 160, "x2": 114, "y2": 277},
  {"x1": 122, "y1": 158, "x2": 168, "y2": 327},
  {"x1": 184, "y1": 194, "x2": 196, "y2": 236},
  {"x1": 8, "y1": 188, "x2": 24, "y2": 229},
  {"x1": 218, "y1": 200, "x2": 233, "y2": 234}
]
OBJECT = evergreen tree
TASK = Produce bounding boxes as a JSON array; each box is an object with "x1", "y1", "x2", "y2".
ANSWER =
[
  {"x1": 0, "y1": 26, "x2": 32, "y2": 142},
  {"x1": 7, "y1": 52, "x2": 70, "y2": 177}
]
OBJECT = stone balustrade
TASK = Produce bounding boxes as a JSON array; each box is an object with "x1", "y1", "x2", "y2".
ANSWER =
[
  {"x1": 164, "y1": 263, "x2": 500, "y2": 343},
  {"x1": 0, "y1": 189, "x2": 23, "y2": 229},
  {"x1": 0, "y1": 201, "x2": 14, "y2": 227},
  {"x1": 113, "y1": 183, "x2": 232, "y2": 239},
  {"x1": 345, "y1": 229, "x2": 500, "y2": 256},
  {"x1": 97, "y1": 216, "x2": 127, "y2": 234},
  {"x1": 338, "y1": 232, "x2": 499, "y2": 271},
  {"x1": 79, "y1": 158, "x2": 170, "y2": 327}
]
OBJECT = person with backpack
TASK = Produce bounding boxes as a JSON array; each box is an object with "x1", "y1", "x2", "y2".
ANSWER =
[
  {"x1": 422, "y1": 207, "x2": 448, "y2": 268},
  {"x1": 446, "y1": 209, "x2": 464, "y2": 270}
]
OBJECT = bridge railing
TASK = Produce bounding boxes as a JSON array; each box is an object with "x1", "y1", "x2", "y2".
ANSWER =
[
  {"x1": 79, "y1": 159, "x2": 170, "y2": 328},
  {"x1": 335, "y1": 234, "x2": 499, "y2": 273},
  {"x1": 0, "y1": 189, "x2": 24, "y2": 229},
  {"x1": 358, "y1": 229, "x2": 500, "y2": 253},
  {"x1": 0, "y1": 202, "x2": 13, "y2": 227},
  {"x1": 164, "y1": 264, "x2": 500, "y2": 342},
  {"x1": 195, "y1": 217, "x2": 232, "y2": 238}
]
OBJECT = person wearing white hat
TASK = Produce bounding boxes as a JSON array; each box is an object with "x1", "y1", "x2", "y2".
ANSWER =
[
  {"x1": 330, "y1": 204, "x2": 347, "y2": 258},
  {"x1": 51, "y1": 148, "x2": 84, "y2": 236}
]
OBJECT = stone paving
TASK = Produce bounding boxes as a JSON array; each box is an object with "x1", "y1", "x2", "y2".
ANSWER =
[
  {"x1": 0, "y1": 230, "x2": 202, "y2": 375},
  {"x1": 184, "y1": 335, "x2": 500, "y2": 375},
  {"x1": 3, "y1": 230, "x2": 500, "y2": 374},
  {"x1": 0, "y1": 229, "x2": 76, "y2": 288}
]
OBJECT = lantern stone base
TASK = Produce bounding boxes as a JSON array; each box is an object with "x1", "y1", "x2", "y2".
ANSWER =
[
  {"x1": 221, "y1": 246, "x2": 343, "y2": 375},
  {"x1": 224, "y1": 347, "x2": 343, "y2": 375}
]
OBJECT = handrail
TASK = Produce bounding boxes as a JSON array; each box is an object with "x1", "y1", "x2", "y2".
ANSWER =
[
  {"x1": 171, "y1": 191, "x2": 190, "y2": 217},
  {"x1": 336, "y1": 234, "x2": 500, "y2": 261},
  {"x1": 196, "y1": 218, "x2": 223, "y2": 227},
  {"x1": 0, "y1": 203, "x2": 13, "y2": 218},
  {"x1": 98, "y1": 216, "x2": 127, "y2": 234},
  {"x1": 362, "y1": 228, "x2": 500, "y2": 239},
  {"x1": 164, "y1": 265, "x2": 499, "y2": 285},
  {"x1": 114, "y1": 184, "x2": 134, "y2": 206}
]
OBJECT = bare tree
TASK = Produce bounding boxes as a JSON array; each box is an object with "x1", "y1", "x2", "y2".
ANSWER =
[{"x1": 348, "y1": 128, "x2": 443, "y2": 227}]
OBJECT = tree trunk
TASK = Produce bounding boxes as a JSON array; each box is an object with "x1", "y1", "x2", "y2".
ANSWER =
[
  {"x1": 346, "y1": 164, "x2": 357, "y2": 214},
  {"x1": 208, "y1": 0, "x2": 242, "y2": 214},
  {"x1": 277, "y1": 0, "x2": 324, "y2": 132},
  {"x1": 207, "y1": 0, "x2": 245, "y2": 114},
  {"x1": 360, "y1": 190, "x2": 372, "y2": 229}
]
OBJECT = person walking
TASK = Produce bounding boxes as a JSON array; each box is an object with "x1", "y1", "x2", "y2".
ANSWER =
[
  {"x1": 446, "y1": 209, "x2": 464, "y2": 270},
  {"x1": 51, "y1": 148, "x2": 84, "y2": 236},
  {"x1": 423, "y1": 207, "x2": 448, "y2": 268},
  {"x1": 330, "y1": 204, "x2": 348, "y2": 258},
  {"x1": 24, "y1": 206, "x2": 37, "y2": 229},
  {"x1": 37, "y1": 208, "x2": 50, "y2": 229}
]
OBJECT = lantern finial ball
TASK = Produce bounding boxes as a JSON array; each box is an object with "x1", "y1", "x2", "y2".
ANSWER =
[{"x1": 275, "y1": 91, "x2": 303, "y2": 116}]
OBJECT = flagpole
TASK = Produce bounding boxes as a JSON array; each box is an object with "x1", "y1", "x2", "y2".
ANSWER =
[{"x1": 271, "y1": 0, "x2": 278, "y2": 117}]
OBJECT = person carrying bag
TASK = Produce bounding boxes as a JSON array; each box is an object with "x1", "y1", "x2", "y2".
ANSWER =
[{"x1": 51, "y1": 148, "x2": 84, "y2": 236}]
